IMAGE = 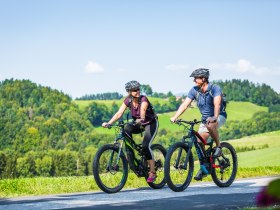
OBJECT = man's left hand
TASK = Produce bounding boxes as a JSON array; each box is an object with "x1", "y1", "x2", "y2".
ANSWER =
[{"x1": 207, "y1": 116, "x2": 217, "y2": 124}]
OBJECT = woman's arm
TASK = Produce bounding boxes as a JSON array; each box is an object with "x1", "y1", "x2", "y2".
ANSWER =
[
  {"x1": 140, "y1": 101, "x2": 148, "y2": 120},
  {"x1": 102, "y1": 102, "x2": 127, "y2": 127}
]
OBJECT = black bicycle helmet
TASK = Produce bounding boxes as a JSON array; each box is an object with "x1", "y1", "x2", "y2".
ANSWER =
[
  {"x1": 125, "y1": 80, "x2": 141, "y2": 92},
  {"x1": 190, "y1": 68, "x2": 210, "y2": 78}
]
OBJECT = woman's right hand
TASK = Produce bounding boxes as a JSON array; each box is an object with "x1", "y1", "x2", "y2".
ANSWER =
[{"x1": 170, "y1": 117, "x2": 177, "y2": 123}]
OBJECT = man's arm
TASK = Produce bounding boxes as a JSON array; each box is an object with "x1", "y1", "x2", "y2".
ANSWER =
[
  {"x1": 213, "y1": 95, "x2": 221, "y2": 119},
  {"x1": 170, "y1": 97, "x2": 193, "y2": 122}
]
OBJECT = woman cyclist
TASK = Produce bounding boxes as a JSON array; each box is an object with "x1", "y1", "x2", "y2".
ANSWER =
[{"x1": 102, "y1": 80, "x2": 159, "y2": 182}]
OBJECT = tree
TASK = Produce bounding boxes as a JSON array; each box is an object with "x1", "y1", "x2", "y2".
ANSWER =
[
  {"x1": 35, "y1": 156, "x2": 54, "y2": 177},
  {"x1": 87, "y1": 102, "x2": 111, "y2": 126},
  {"x1": 141, "y1": 84, "x2": 153, "y2": 96},
  {"x1": 0, "y1": 152, "x2": 6, "y2": 178}
]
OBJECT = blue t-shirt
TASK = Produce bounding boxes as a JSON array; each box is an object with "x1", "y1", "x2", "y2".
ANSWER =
[{"x1": 187, "y1": 83, "x2": 227, "y2": 122}]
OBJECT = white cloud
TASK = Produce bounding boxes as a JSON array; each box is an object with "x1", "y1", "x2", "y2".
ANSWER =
[
  {"x1": 165, "y1": 64, "x2": 189, "y2": 71},
  {"x1": 210, "y1": 59, "x2": 280, "y2": 76},
  {"x1": 85, "y1": 61, "x2": 104, "y2": 73}
]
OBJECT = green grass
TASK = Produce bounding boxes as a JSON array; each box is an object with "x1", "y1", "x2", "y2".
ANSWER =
[
  {"x1": 226, "y1": 101, "x2": 268, "y2": 121},
  {"x1": 226, "y1": 131, "x2": 280, "y2": 167},
  {"x1": 0, "y1": 176, "x2": 96, "y2": 197},
  {"x1": 74, "y1": 100, "x2": 123, "y2": 110},
  {"x1": 73, "y1": 97, "x2": 169, "y2": 110}
]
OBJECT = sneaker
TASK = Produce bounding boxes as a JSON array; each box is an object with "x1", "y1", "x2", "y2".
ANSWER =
[
  {"x1": 213, "y1": 146, "x2": 222, "y2": 158},
  {"x1": 147, "y1": 171, "x2": 157, "y2": 183},
  {"x1": 194, "y1": 170, "x2": 207, "y2": 181}
]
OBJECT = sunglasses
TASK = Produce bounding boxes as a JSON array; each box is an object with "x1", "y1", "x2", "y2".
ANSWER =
[
  {"x1": 194, "y1": 77, "x2": 203, "y2": 80},
  {"x1": 131, "y1": 89, "x2": 140, "y2": 92}
]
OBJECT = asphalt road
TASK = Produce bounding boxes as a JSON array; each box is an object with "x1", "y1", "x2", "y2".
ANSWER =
[{"x1": 0, "y1": 176, "x2": 278, "y2": 210}]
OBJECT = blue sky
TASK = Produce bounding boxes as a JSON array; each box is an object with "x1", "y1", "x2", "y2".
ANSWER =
[{"x1": 1, "y1": 0, "x2": 279, "y2": 98}]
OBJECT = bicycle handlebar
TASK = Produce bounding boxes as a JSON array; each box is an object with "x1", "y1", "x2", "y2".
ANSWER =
[
  {"x1": 174, "y1": 119, "x2": 202, "y2": 125},
  {"x1": 105, "y1": 120, "x2": 136, "y2": 129}
]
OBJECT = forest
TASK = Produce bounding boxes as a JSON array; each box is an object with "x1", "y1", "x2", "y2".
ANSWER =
[{"x1": 0, "y1": 78, "x2": 279, "y2": 179}]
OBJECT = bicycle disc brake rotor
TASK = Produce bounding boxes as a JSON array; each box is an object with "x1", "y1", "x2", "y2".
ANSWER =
[
  {"x1": 173, "y1": 162, "x2": 187, "y2": 174},
  {"x1": 106, "y1": 164, "x2": 119, "y2": 175},
  {"x1": 155, "y1": 160, "x2": 163, "y2": 171},
  {"x1": 217, "y1": 156, "x2": 230, "y2": 173}
]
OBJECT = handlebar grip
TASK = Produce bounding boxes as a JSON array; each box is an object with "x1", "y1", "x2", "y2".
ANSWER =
[{"x1": 105, "y1": 124, "x2": 112, "y2": 129}]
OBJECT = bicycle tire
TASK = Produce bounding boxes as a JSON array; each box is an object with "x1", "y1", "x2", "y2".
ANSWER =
[
  {"x1": 211, "y1": 142, "x2": 238, "y2": 187},
  {"x1": 93, "y1": 144, "x2": 128, "y2": 193},
  {"x1": 147, "y1": 144, "x2": 167, "y2": 189},
  {"x1": 164, "y1": 142, "x2": 194, "y2": 192}
]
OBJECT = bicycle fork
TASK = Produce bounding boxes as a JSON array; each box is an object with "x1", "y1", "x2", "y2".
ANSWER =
[
  {"x1": 107, "y1": 141, "x2": 123, "y2": 171},
  {"x1": 174, "y1": 138, "x2": 192, "y2": 170}
]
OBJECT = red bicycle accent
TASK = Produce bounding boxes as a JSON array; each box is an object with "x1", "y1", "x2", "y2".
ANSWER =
[{"x1": 195, "y1": 131, "x2": 207, "y2": 145}]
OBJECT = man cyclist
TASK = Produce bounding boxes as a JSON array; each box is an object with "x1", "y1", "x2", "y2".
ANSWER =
[
  {"x1": 102, "y1": 80, "x2": 159, "y2": 183},
  {"x1": 170, "y1": 68, "x2": 227, "y2": 181}
]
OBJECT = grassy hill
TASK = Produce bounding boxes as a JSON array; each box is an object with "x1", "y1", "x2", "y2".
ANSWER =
[
  {"x1": 74, "y1": 99, "x2": 268, "y2": 133},
  {"x1": 74, "y1": 97, "x2": 170, "y2": 110},
  {"x1": 228, "y1": 130, "x2": 280, "y2": 167}
]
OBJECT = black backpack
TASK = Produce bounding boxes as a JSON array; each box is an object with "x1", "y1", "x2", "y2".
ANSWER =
[{"x1": 195, "y1": 84, "x2": 227, "y2": 111}]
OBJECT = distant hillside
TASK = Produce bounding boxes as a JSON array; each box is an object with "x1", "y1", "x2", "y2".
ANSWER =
[
  {"x1": 0, "y1": 79, "x2": 93, "y2": 152},
  {"x1": 75, "y1": 79, "x2": 280, "y2": 108},
  {"x1": 213, "y1": 79, "x2": 280, "y2": 107}
]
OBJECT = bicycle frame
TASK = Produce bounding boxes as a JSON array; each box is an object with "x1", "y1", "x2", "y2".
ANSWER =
[
  {"x1": 176, "y1": 119, "x2": 220, "y2": 172},
  {"x1": 110, "y1": 121, "x2": 147, "y2": 177}
]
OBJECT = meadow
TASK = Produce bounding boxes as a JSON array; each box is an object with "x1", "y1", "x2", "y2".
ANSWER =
[
  {"x1": 0, "y1": 131, "x2": 279, "y2": 198},
  {"x1": 82, "y1": 99, "x2": 268, "y2": 133}
]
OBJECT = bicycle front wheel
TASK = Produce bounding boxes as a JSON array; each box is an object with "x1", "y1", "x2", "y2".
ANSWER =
[
  {"x1": 164, "y1": 142, "x2": 194, "y2": 192},
  {"x1": 147, "y1": 144, "x2": 167, "y2": 189},
  {"x1": 93, "y1": 144, "x2": 128, "y2": 193},
  {"x1": 211, "y1": 142, "x2": 238, "y2": 187}
]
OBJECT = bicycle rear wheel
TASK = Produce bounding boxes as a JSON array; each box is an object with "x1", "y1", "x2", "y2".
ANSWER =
[
  {"x1": 164, "y1": 142, "x2": 194, "y2": 192},
  {"x1": 211, "y1": 142, "x2": 238, "y2": 187},
  {"x1": 147, "y1": 144, "x2": 167, "y2": 189},
  {"x1": 93, "y1": 144, "x2": 128, "y2": 193}
]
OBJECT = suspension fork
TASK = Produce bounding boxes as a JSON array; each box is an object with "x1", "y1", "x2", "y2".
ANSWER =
[
  {"x1": 108, "y1": 140, "x2": 123, "y2": 167},
  {"x1": 174, "y1": 137, "x2": 184, "y2": 168},
  {"x1": 174, "y1": 136, "x2": 193, "y2": 169},
  {"x1": 182, "y1": 139, "x2": 193, "y2": 169}
]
